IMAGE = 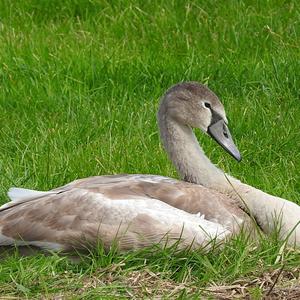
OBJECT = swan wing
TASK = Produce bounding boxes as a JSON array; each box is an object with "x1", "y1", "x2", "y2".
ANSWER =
[
  {"x1": 53, "y1": 174, "x2": 251, "y2": 232},
  {"x1": 0, "y1": 185, "x2": 230, "y2": 252}
]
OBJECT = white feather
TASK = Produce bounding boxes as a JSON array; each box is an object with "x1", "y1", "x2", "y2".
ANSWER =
[{"x1": 7, "y1": 187, "x2": 55, "y2": 202}]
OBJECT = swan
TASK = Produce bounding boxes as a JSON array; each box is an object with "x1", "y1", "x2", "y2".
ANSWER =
[{"x1": 0, "y1": 82, "x2": 299, "y2": 253}]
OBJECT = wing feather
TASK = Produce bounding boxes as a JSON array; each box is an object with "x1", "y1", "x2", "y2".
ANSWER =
[
  {"x1": 8, "y1": 187, "x2": 55, "y2": 202},
  {"x1": 0, "y1": 186, "x2": 230, "y2": 252}
]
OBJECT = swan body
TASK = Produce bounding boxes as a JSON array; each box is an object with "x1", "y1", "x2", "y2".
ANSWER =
[
  {"x1": 0, "y1": 175, "x2": 233, "y2": 252},
  {"x1": 0, "y1": 82, "x2": 299, "y2": 252}
]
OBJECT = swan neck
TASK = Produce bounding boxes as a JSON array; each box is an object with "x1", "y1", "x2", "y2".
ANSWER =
[{"x1": 158, "y1": 109, "x2": 227, "y2": 188}]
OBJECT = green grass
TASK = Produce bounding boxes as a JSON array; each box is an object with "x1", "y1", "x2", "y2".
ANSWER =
[{"x1": 0, "y1": 0, "x2": 299, "y2": 298}]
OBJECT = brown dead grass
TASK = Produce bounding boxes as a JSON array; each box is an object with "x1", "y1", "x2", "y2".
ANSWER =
[
  {"x1": 202, "y1": 267, "x2": 300, "y2": 299},
  {"x1": 72, "y1": 264, "x2": 300, "y2": 299},
  {"x1": 4, "y1": 263, "x2": 296, "y2": 299}
]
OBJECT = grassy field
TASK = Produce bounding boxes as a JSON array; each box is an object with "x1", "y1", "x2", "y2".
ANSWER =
[{"x1": 0, "y1": 0, "x2": 299, "y2": 298}]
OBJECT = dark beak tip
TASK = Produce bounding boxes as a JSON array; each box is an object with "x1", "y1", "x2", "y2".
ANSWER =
[
  {"x1": 228, "y1": 149, "x2": 242, "y2": 162},
  {"x1": 236, "y1": 154, "x2": 242, "y2": 162}
]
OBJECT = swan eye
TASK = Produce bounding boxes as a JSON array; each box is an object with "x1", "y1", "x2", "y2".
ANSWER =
[{"x1": 204, "y1": 102, "x2": 211, "y2": 109}]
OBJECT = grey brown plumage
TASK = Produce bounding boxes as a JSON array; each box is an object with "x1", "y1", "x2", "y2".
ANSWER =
[{"x1": 0, "y1": 175, "x2": 232, "y2": 252}]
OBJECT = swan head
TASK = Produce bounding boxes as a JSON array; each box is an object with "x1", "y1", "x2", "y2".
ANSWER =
[{"x1": 161, "y1": 81, "x2": 241, "y2": 161}]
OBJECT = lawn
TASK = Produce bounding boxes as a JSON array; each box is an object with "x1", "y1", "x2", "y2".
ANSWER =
[{"x1": 0, "y1": 0, "x2": 299, "y2": 298}]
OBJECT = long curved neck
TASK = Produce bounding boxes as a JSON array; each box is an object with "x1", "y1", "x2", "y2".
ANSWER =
[{"x1": 158, "y1": 107, "x2": 228, "y2": 190}]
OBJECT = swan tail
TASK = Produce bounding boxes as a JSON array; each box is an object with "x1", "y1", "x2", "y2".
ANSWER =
[{"x1": 7, "y1": 187, "x2": 53, "y2": 202}]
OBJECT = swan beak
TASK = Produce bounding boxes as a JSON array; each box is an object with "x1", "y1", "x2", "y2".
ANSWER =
[{"x1": 207, "y1": 119, "x2": 242, "y2": 162}]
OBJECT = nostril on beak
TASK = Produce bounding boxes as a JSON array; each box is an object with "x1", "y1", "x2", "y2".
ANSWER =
[{"x1": 223, "y1": 124, "x2": 229, "y2": 138}]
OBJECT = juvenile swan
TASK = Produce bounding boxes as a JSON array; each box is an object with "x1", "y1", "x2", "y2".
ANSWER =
[{"x1": 0, "y1": 82, "x2": 299, "y2": 252}]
